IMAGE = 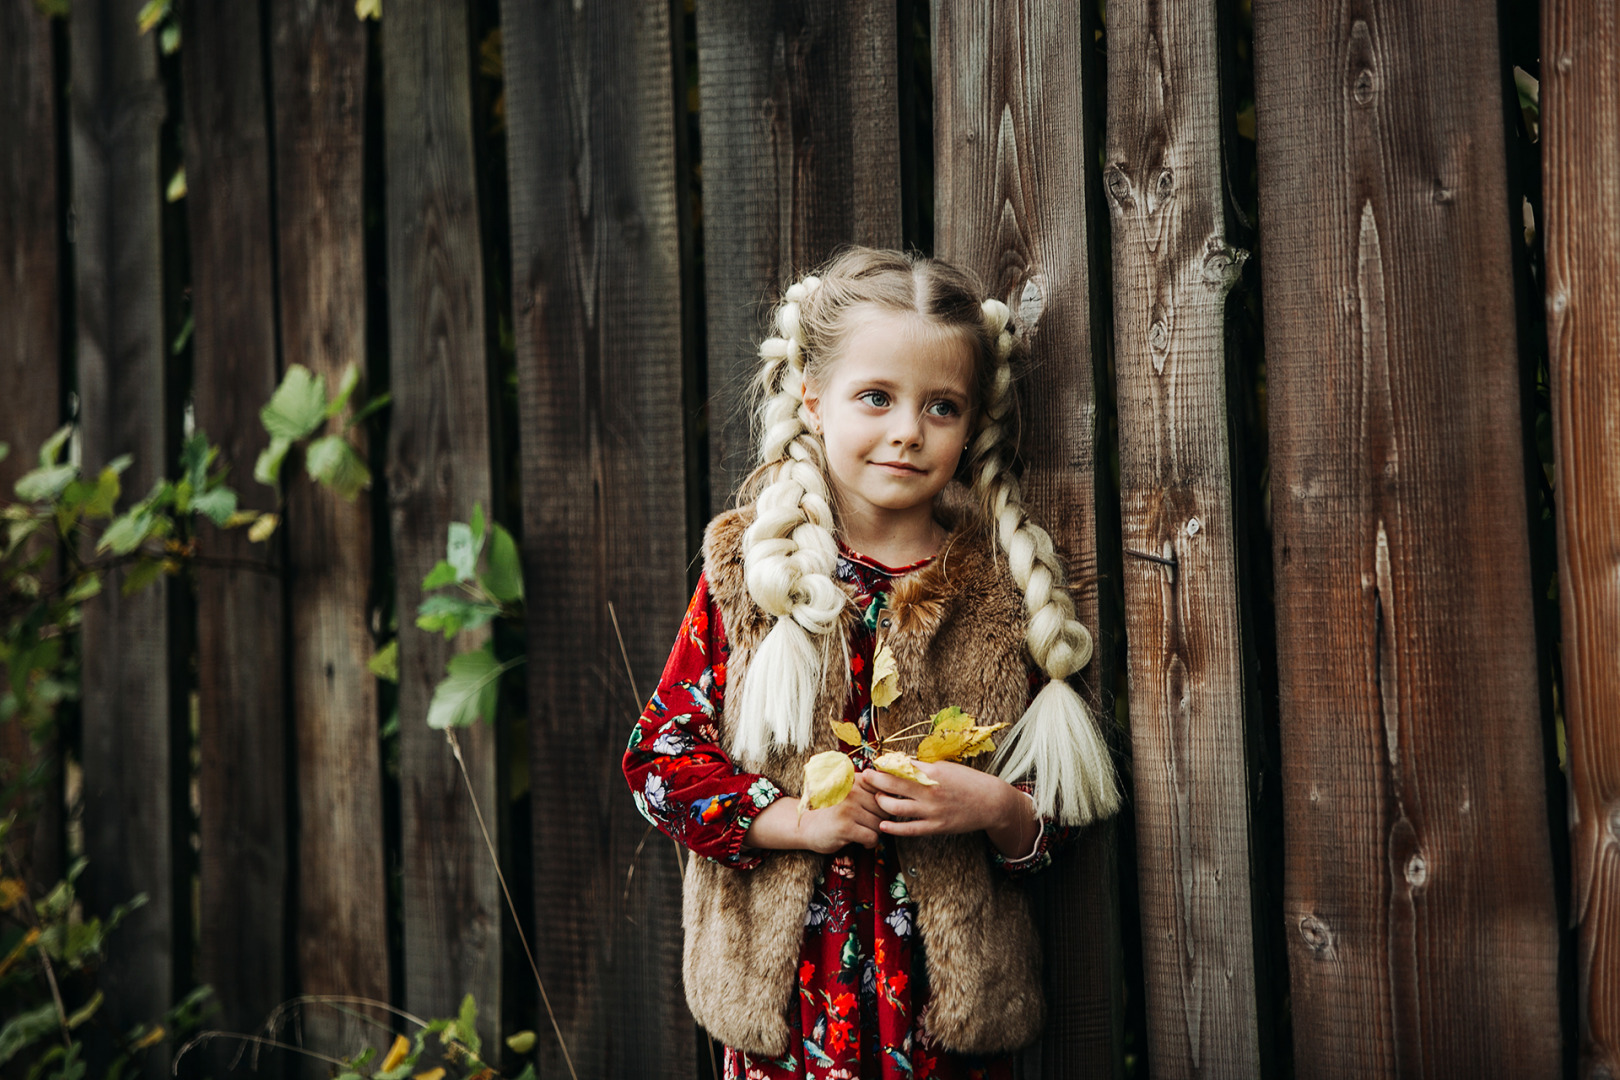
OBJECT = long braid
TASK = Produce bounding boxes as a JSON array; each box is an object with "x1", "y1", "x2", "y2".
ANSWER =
[
  {"x1": 732, "y1": 277, "x2": 847, "y2": 769},
  {"x1": 974, "y1": 299, "x2": 1120, "y2": 826}
]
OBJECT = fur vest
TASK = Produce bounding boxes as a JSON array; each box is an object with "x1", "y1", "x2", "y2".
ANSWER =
[{"x1": 682, "y1": 498, "x2": 1046, "y2": 1057}]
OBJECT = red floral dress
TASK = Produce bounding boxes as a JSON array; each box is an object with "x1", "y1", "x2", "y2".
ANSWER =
[{"x1": 623, "y1": 545, "x2": 1066, "y2": 1080}]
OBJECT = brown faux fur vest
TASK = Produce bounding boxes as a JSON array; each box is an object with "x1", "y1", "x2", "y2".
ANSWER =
[{"x1": 682, "y1": 499, "x2": 1045, "y2": 1057}]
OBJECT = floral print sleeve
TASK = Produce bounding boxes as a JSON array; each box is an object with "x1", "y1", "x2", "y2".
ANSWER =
[{"x1": 623, "y1": 574, "x2": 781, "y2": 869}]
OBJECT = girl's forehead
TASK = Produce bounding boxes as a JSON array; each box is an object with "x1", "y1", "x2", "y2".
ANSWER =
[{"x1": 828, "y1": 305, "x2": 978, "y2": 385}]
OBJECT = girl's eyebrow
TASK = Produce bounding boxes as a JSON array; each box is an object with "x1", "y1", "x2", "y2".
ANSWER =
[{"x1": 856, "y1": 377, "x2": 970, "y2": 401}]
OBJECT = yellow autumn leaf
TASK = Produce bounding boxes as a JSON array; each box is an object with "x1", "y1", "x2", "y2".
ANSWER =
[
  {"x1": 0, "y1": 927, "x2": 40, "y2": 980},
  {"x1": 799, "y1": 750, "x2": 855, "y2": 817},
  {"x1": 247, "y1": 512, "x2": 279, "y2": 543},
  {"x1": 380, "y1": 1034, "x2": 410, "y2": 1072},
  {"x1": 355, "y1": 0, "x2": 381, "y2": 19},
  {"x1": 132, "y1": 1025, "x2": 166, "y2": 1050},
  {"x1": 413, "y1": 1070, "x2": 446, "y2": 1080},
  {"x1": 872, "y1": 751, "x2": 939, "y2": 786},
  {"x1": 0, "y1": 877, "x2": 25, "y2": 910},
  {"x1": 871, "y1": 642, "x2": 901, "y2": 708},
  {"x1": 831, "y1": 720, "x2": 864, "y2": 747},
  {"x1": 915, "y1": 707, "x2": 1006, "y2": 763}
]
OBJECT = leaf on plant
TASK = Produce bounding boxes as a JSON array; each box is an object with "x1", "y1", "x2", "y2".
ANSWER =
[
  {"x1": 368, "y1": 639, "x2": 399, "y2": 682},
  {"x1": 871, "y1": 642, "x2": 901, "y2": 708},
  {"x1": 260, "y1": 365, "x2": 328, "y2": 441},
  {"x1": 222, "y1": 510, "x2": 261, "y2": 529},
  {"x1": 505, "y1": 1030, "x2": 537, "y2": 1054},
  {"x1": 38, "y1": 423, "x2": 72, "y2": 467},
  {"x1": 446, "y1": 518, "x2": 482, "y2": 582},
  {"x1": 248, "y1": 512, "x2": 280, "y2": 543},
  {"x1": 799, "y1": 750, "x2": 855, "y2": 817},
  {"x1": 83, "y1": 466, "x2": 122, "y2": 518},
  {"x1": 15, "y1": 464, "x2": 77, "y2": 502},
  {"x1": 132, "y1": 1024, "x2": 165, "y2": 1050},
  {"x1": 165, "y1": 165, "x2": 186, "y2": 203},
  {"x1": 929, "y1": 705, "x2": 970, "y2": 732},
  {"x1": 425, "y1": 646, "x2": 516, "y2": 729},
  {"x1": 0, "y1": 878, "x2": 24, "y2": 910},
  {"x1": 305, "y1": 435, "x2": 371, "y2": 499},
  {"x1": 380, "y1": 1034, "x2": 410, "y2": 1073},
  {"x1": 189, "y1": 486, "x2": 238, "y2": 526},
  {"x1": 98, "y1": 509, "x2": 156, "y2": 555},
  {"x1": 0, "y1": 443, "x2": 8, "y2": 464},
  {"x1": 421, "y1": 560, "x2": 458, "y2": 590},
  {"x1": 326, "y1": 363, "x2": 361, "y2": 417},
  {"x1": 121, "y1": 558, "x2": 167, "y2": 596},
  {"x1": 0, "y1": 1001, "x2": 58, "y2": 1068},
  {"x1": 831, "y1": 720, "x2": 864, "y2": 748},
  {"x1": 64, "y1": 574, "x2": 102, "y2": 603},
  {"x1": 455, "y1": 993, "x2": 482, "y2": 1056},
  {"x1": 160, "y1": 21, "x2": 180, "y2": 55},
  {"x1": 415, "y1": 594, "x2": 500, "y2": 639},
  {"x1": 481, "y1": 523, "x2": 523, "y2": 604},
  {"x1": 136, "y1": 0, "x2": 166, "y2": 33},
  {"x1": 872, "y1": 751, "x2": 939, "y2": 786},
  {"x1": 254, "y1": 435, "x2": 292, "y2": 487},
  {"x1": 413, "y1": 1070, "x2": 446, "y2": 1080},
  {"x1": 66, "y1": 990, "x2": 103, "y2": 1029},
  {"x1": 180, "y1": 432, "x2": 213, "y2": 489},
  {"x1": 355, "y1": 0, "x2": 380, "y2": 18}
]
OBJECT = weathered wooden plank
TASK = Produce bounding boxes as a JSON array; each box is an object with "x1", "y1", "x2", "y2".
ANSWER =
[
  {"x1": 180, "y1": 1, "x2": 289, "y2": 1059},
  {"x1": 268, "y1": 0, "x2": 389, "y2": 1063},
  {"x1": 381, "y1": 0, "x2": 501, "y2": 1035},
  {"x1": 69, "y1": 1, "x2": 174, "y2": 1072},
  {"x1": 501, "y1": 0, "x2": 692, "y2": 1074},
  {"x1": 1104, "y1": 1, "x2": 1260, "y2": 1075},
  {"x1": 1543, "y1": 3, "x2": 1620, "y2": 1073},
  {"x1": 931, "y1": 3, "x2": 1122, "y2": 1075},
  {"x1": 0, "y1": 0, "x2": 64, "y2": 893},
  {"x1": 694, "y1": 0, "x2": 901, "y2": 504},
  {"x1": 1252, "y1": 1, "x2": 1561, "y2": 1074}
]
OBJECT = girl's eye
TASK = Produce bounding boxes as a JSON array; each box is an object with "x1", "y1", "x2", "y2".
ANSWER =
[
  {"x1": 858, "y1": 390, "x2": 891, "y2": 408},
  {"x1": 927, "y1": 400, "x2": 960, "y2": 418}
]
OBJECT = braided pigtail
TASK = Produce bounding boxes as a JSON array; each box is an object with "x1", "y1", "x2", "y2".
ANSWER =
[
  {"x1": 973, "y1": 299, "x2": 1120, "y2": 826},
  {"x1": 732, "y1": 276, "x2": 847, "y2": 770}
]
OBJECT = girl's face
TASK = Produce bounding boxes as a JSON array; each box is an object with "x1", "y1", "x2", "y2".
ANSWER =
[{"x1": 802, "y1": 307, "x2": 977, "y2": 526}]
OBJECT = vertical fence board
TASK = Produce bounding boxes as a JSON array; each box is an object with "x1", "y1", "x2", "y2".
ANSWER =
[
  {"x1": 381, "y1": 0, "x2": 502, "y2": 1034},
  {"x1": 1543, "y1": 2, "x2": 1620, "y2": 1073},
  {"x1": 69, "y1": 1, "x2": 174, "y2": 1072},
  {"x1": 180, "y1": 1, "x2": 289, "y2": 1055},
  {"x1": 1252, "y1": 2, "x2": 1561, "y2": 1075},
  {"x1": 269, "y1": 1, "x2": 390, "y2": 1062},
  {"x1": 694, "y1": 0, "x2": 901, "y2": 504},
  {"x1": 1104, "y1": 2, "x2": 1260, "y2": 1075},
  {"x1": 932, "y1": 3, "x2": 1121, "y2": 1075},
  {"x1": 0, "y1": 0, "x2": 64, "y2": 892},
  {"x1": 502, "y1": 0, "x2": 692, "y2": 1076}
]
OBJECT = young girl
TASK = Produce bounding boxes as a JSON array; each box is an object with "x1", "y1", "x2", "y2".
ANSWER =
[{"x1": 623, "y1": 248, "x2": 1118, "y2": 1079}]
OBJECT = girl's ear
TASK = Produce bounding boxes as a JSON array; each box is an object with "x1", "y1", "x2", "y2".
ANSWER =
[{"x1": 801, "y1": 379, "x2": 823, "y2": 434}]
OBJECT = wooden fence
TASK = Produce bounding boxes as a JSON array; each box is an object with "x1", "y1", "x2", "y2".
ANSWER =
[{"x1": 1, "y1": 0, "x2": 1614, "y2": 1076}]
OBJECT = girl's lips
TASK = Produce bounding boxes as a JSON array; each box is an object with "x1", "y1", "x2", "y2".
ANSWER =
[{"x1": 872, "y1": 461, "x2": 924, "y2": 474}]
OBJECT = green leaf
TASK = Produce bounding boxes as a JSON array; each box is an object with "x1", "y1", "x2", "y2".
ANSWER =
[
  {"x1": 425, "y1": 646, "x2": 517, "y2": 729},
  {"x1": 452, "y1": 993, "x2": 482, "y2": 1057},
  {"x1": 15, "y1": 464, "x2": 77, "y2": 502},
  {"x1": 136, "y1": 0, "x2": 167, "y2": 33},
  {"x1": 120, "y1": 559, "x2": 167, "y2": 595},
  {"x1": 254, "y1": 436, "x2": 292, "y2": 487},
  {"x1": 170, "y1": 312, "x2": 193, "y2": 355},
  {"x1": 0, "y1": 1002, "x2": 59, "y2": 1068},
  {"x1": 367, "y1": 639, "x2": 399, "y2": 682},
  {"x1": 98, "y1": 510, "x2": 156, "y2": 555},
  {"x1": 64, "y1": 574, "x2": 102, "y2": 603},
  {"x1": 260, "y1": 365, "x2": 328, "y2": 440},
  {"x1": 37, "y1": 424, "x2": 72, "y2": 467},
  {"x1": 180, "y1": 433, "x2": 213, "y2": 490},
  {"x1": 165, "y1": 165, "x2": 186, "y2": 203},
  {"x1": 446, "y1": 522, "x2": 479, "y2": 583},
  {"x1": 159, "y1": 20, "x2": 180, "y2": 54},
  {"x1": 0, "y1": 443, "x2": 8, "y2": 464},
  {"x1": 421, "y1": 560, "x2": 458, "y2": 591},
  {"x1": 189, "y1": 486, "x2": 238, "y2": 526},
  {"x1": 81, "y1": 466, "x2": 123, "y2": 520},
  {"x1": 304, "y1": 435, "x2": 370, "y2": 500},
  {"x1": 470, "y1": 503, "x2": 487, "y2": 551},
  {"x1": 346, "y1": 392, "x2": 391, "y2": 428},
  {"x1": 481, "y1": 523, "x2": 523, "y2": 604},
  {"x1": 415, "y1": 594, "x2": 499, "y2": 639},
  {"x1": 325, "y1": 363, "x2": 361, "y2": 417},
  {"x1": 65, "y1": 990, "x2": 103, "y2": 1029},
  {"x1": 34, "y1": 0, "x2": 71, "y2": 19}
]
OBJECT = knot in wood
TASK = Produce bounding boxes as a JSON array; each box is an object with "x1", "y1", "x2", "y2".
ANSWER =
[
  {"x1": 1155, "y1": 169, "x2": 1175, "y2": 200},
  {"x1": 1353, "y1": 68, "x2": 1376, "y2": 105},
  {"x1": 1200, "y1": 241, "x2": 1250, "y2": 293},
  {"x1": 1104, "y1": 164, "x2": 1133, "y2": 208},
  {"x1": 1149, "y1": 319, "x2": 1170, "y2": 355},
  {"x1": 1298, "y1": 914, "x2": 1334, "y2": 957},
  {"x1": 1404, "y1": 852, "x2": 1428, "y2": 889},
  {"x1": 1607, "y1": 802, "x2": 1620, "y2": 842}
]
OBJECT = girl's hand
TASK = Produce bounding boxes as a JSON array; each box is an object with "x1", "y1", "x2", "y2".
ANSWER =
[
  {"x1": 868, "y1": 761, "x2": 1040, "y2": 859},
  {"x1": 744, "y1": 779, "x2": 889, "y2": 855}
]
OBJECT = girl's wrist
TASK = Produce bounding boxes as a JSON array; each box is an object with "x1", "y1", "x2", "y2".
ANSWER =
[
  {"x1": 742, "y1": 795, "x2": 803, "y2": 851},
  {"x1": 985, "y1": 781, "x2": 1040, "y2": 860}
]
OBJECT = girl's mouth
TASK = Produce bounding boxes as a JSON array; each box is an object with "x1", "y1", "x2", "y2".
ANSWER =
[{"x1": 872, "y1": 461, "x2": 924, "y2": 474}]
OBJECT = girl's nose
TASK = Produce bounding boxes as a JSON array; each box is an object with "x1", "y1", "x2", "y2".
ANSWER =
[{"x1": 889, "y1": 410, "x2": 923, "y2": 447}]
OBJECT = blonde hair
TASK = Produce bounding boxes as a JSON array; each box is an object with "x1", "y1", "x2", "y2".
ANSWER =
[{"x1": 732, "y1": 248, "x2": 1118, "y2": 825}]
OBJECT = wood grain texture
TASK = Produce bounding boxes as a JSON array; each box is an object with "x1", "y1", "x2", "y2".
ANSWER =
[
  {"x1": 69, "y1": 1, "x2": 174, "y2": 1072},
  {"x1": 501, "y1": 0, "x2": 693, "y2": 1073},
  {"x1": 694, "y1": 0, "x2": 902, "y2": 504},
  {"x1": 180, "y1": 1, "x2": 289, "y2": 1056},
  {"x1": 1252, "y1": 2, "x2": 1561, "y2": 1074},
  {"x1": 931, "y1": 3, "x2": 1122, "y2": 1075},
  {"x1": 1542, "y1": 3, "x2": 1620, "y2": 1075},
  {"x1": 1104, "y1": 2, "x2": 1260, "y2": 1075},
  {"x1": 269, "y1": 0, "x2": 390, "y2": 1063},
  {"x1": 0, "y1": 0, "x2": 64, "y2": 892},
  {"x1": 381, "y1": 0, "x2": 501, "y2": 1035}
]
